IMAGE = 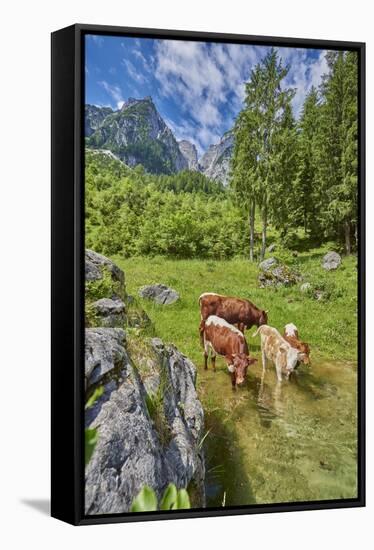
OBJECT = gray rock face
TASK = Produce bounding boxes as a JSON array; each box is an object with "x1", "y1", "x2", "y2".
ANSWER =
[
  {"x1": 85, "y1": 249, "x2": 125, "y2": 286},
  {"x1": 199, "y1": 131, "x2": 234, "y2": 185},
  {"x1": 259, "y1": 257, "x2": 278, "y2": 271},
  {"x1": 178, "y1": 140, "x2": 199, "y2": 171},
  {"x1": 91, "y1": 298, "x2": 126, "y2": 328},
  {"x1": 139, "y1": 284, "x2": 180, "y2": 305},
  {"x1": 322, "y1": 251, "x2": 342, "y2": 270},
  {"x1": 85, "y1": 332, "x2": 205, "y2": 515},
  {"x1": 85, "y1": 105, "x2": 113, "y2": 137},
  {"x1": 85, "y1": 328, "x2": 127, "y2": 387}
]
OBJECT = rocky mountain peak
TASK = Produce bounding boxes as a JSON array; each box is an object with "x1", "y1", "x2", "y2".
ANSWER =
[{"x1": 178, "y1": 140, "x2": 199, "y2": 171}]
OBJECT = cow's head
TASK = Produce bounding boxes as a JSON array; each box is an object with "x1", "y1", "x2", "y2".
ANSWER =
[
  {"x1": 258, "y1": 310, "x2": 268, "y2": 326},
  {"x1": 227, "y1": 354, "x2": 257, "y2": 386},
  {"x1": 299, "y1": 342, "x2": 311, "y2": 365}
]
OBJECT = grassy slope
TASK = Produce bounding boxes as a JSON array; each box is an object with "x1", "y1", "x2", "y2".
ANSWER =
[{"x1": 114, "y1": 245, "x2": 357, "y2": 367}]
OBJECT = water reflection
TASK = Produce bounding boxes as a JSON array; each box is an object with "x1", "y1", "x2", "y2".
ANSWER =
[{"x1": 256, "y1": 372, "x2": 284, "y2": 427}]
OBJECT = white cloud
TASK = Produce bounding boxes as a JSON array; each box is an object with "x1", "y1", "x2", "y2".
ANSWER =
[
  {"x1": 280, "y1": 48, "x2": 329, "y2": 116},
  {"x1": 122, "y1": 58, "x2": 146, "y2": 84},
  {"x1": 99, "y1": 80, "x2": 124, "y2": 109},
  {"x1": 153, "y1": 40, "x2": 262, "y2": 152}
]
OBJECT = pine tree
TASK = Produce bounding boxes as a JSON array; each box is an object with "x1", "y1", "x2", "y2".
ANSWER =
[
  {"x1": 294, "y1": 86, "x2": 322, "y2": 236},
  {"x1": 231, "y1": 48, "x2": 295, "y2": 260},
  {"x1": 318, "y1": 51, "x2": 358, "y2": 254}
]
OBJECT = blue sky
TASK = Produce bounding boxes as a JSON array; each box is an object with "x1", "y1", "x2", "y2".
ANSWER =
[{"x1": 85, "y1": 34, "x2": 330, "y2": 155}]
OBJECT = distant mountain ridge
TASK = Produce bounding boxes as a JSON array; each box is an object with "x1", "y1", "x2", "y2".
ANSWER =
[{"x1": 85, "y1": 97, "x2": 233, "y2": 183}]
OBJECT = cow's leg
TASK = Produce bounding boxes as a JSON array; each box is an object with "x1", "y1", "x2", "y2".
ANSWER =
[
  {"x1": 261, "y1": 348, "x2": 267, "y2": 372},
  {"x1": 231, "y1": 371, "x2": 236, "y2": 390},
  {"x1": 211, "y1": 347, "x2": 217, "y2": 372},
  {"x1": 211, "y1": 356, "x2": 216, "y2": 372},
  {"x1": 199, "y1": 320, "x2": 205, "y2": 348},
  {"x1": 203, "y1": 337, "x2": 209, "y2": 370},
  {"x1": 275, "y1": 361, "x2": 283, "y2": 383}
]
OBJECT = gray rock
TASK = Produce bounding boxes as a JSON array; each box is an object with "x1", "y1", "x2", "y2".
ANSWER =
[
  {"x1": 85, "y1": 249, "x2": 125, "y2": 286},
  {"x1": 85, "y1": 328, "x2": 127, "y2": 387},
  {"x1": 259, "y1": 257, "x2": 278, "y2": 271},
  {"x1": 259, "y1": 264, "x2": 302, "y2": 288},
  {"x1": 85, "y1": 332, "x2": 205, "y2": 515},
  {"x1": 300, "y1": 282, "x2": 312, "y2": 293},
  {"x1": 91, "y1": 298, "x2": 126, "y2": 328},
  {"x1": 267, "y1": 243, "x2": 276, "y2": 253},
  {"x1": 139, "y1": 284, "x2": 179, "y2": 305},
  {"x1": 322, "y1": 251, "x2": 342, "y2": 270}
]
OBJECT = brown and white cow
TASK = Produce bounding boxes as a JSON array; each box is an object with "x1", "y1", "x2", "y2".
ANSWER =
[
  {"x1": 202, "y1": 315, "x2": 257, "y2": 388},
  {"x1": 253, "y1": 325, "x2": 307, "y2": 382},
  {"x1": 283, "y1": 323, "x2": 311, "y2": 365},
  {"x1": 199, "y1": 293, "x2": 268, "y2": 344}
]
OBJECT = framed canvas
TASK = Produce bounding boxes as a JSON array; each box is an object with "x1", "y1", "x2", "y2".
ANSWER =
[{"x1": 51, "y1": 24, "x2": 365, "y2": 525}]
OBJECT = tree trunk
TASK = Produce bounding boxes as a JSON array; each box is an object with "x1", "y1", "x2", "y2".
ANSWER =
[
  {"x1": 249, "y1": 199, "x2": 255, "y2": 261},
  {"x1": 344, "y1": 220, "x2": 351, "y2": 255},
  {"x1": 260, "y1": 199, "x2": 267, "y2": 262}
]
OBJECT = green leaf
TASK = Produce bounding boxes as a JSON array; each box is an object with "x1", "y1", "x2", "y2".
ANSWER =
[
  {"x1": 85, "y1": 428, "x2": 98, "y2": 466},
  {"x1": 160, "y1": 483, "x2": 178, "y2": 510},
  {"x1": 176, "y1": 488, "x2": 191, "y2": 510},
  {"x1": 85, "y1": 385, "x2": 104, "y2": 409},
  {"x1": 130, "y1": 486, "x2": 158, "y2": 512}
]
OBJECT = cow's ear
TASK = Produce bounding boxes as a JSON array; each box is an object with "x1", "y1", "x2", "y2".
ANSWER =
[
  {"x1": 225, "y1": 354, "x2": 234, "y2": 364},
  {"x1": 247, "y1": 356, "x2": 257, "y2": 364}
]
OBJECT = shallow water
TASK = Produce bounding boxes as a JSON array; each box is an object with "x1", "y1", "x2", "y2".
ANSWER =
[{"x1": 198, "y1": 357, "x2": 357, "y2": 507}]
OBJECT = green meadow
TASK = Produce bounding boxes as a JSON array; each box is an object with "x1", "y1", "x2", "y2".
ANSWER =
[{"x1": 115, "y1": 247, "x2": 358, "y2": 367}]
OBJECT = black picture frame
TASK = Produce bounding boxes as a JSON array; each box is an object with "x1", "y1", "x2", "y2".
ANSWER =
[{"x1": 51, "y1": 23, "x2": 366, "y2": 526}]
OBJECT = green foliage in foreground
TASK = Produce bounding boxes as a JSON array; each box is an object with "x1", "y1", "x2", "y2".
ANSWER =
[
  {"x1": 117, "y1": 251, "x2": 357, "y2": 363},
  {"x1": 130, "y1": 484, "x2": 191, "y2": 512}
]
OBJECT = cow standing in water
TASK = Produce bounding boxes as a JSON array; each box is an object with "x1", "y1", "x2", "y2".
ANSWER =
[
  {"x1": 283, "y1": 323, "x2": 311, "y2": 366},
  {"x1": 253, "y1": 324, "x2": 307, "y2": 382},
  {"x1": 199, "y1": 293, "x2": 268, "y2": 345},
  {"x1": 202, "y1": 315, "x2": 257, "y2": 388}
]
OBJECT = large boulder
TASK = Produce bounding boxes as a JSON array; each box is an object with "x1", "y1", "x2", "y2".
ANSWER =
[
  {"x1": 91, "y1": 298, "x2": 126, "y2": 328},
  {"x1": 84, "y1": 331, "x2": 205, "y2": 515},
  {"x1": 322, "y1": 251, "x2": 342, "y2": 271},
  {"x1": 139, "y1": 284, "x2": 180, "y2": 305},
  {"x1": 85, "y1": 249, "x2": 125, "y2": 302},
  {"x1": 259, "y1": 257, "x2": 278, "y2": 271},
  {"x1": 85, "y1": 328, "x2": 126, "y2": 387}
]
